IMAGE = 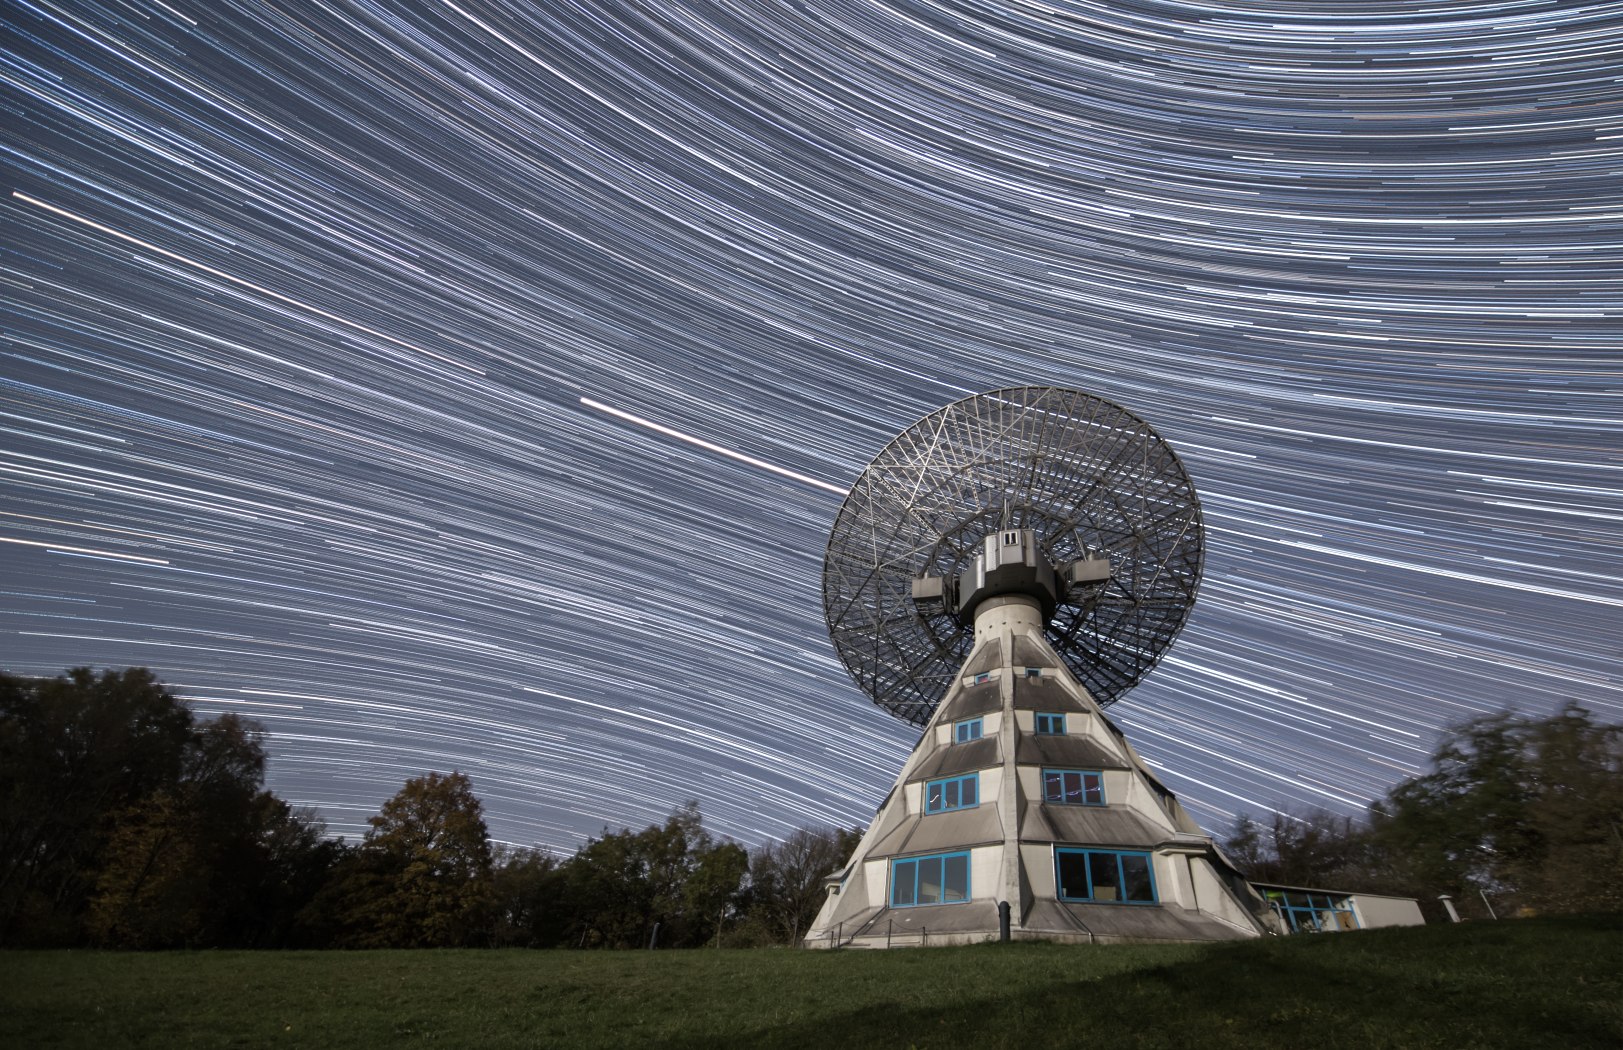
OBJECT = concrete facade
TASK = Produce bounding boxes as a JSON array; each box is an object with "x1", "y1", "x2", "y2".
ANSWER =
[{"x1": 805, "y1": 592, "x2": 1277, "y2": 948}]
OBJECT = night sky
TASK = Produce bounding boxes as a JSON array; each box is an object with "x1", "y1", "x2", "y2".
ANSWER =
[{"x1": 3, "y1": 1, "x2": 1619, "y2": 853}]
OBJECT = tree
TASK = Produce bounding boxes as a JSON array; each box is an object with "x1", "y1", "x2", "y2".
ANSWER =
[
  {"x1": 1221, "y1": 812, "x2": 1271, "y2": 878},
  {"x1": 0, "y1": 669, "x2": 342, "y2": 948},
  {"x1": 1515, "y1": 708, "x2": 1623, "y2": 913},
  {"x1": 561, "y1": 803, "x2": 747, "y2": 949},
  {"x1": 745, "y1": 826, "x2": 860, "y2": 945},
  {"x1": 1222, "y1": 808, "x2": 1371, "y2": 890},
  {"x1": 168, "y1": 713, "x2": 271, "y2": 944},
  {"x1": 1369, "y1": 704, "x2": 1622, "y2": 916},
  {"x1": 684, "y1": 838, "x2": 748, "y2": 947},
  {"x1": 85, "y1": 790, "x2": 206, "y2": 947},
  {"x1": 342, "y1": 771, "x2": 496, "y2": 947},
  {"x1": 245, "y1": 800, "x2": 344, "y2": 948},
  {"x1": 489, "y1": 847, "x2": 567, "y2": 947},
  {"x1": 86, "y1": 712, "x2": 336, "y2": 948},
  {"x1": 0, "y1": 668, "x2": 193, "y2": 945}
]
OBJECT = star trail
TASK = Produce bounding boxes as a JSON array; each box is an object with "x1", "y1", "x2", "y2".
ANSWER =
[{"x1": 2, "y1": 1, "x2": 1619, "y2": 852}]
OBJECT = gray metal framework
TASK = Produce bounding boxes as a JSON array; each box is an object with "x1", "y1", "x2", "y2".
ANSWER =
[{"x1": 824, "y1": 387, "x2": 1203, "y2": 725}]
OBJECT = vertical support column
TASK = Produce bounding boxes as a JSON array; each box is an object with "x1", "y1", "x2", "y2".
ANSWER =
[
  {"x1": 976, "y1": 594, "x2": 1041, "y2": 929},
  {"x1": 999, "y1": 621, "x2": 1022, "y2": 925}
]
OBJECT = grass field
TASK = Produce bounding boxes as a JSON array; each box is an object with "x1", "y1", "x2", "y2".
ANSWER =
[{"x1": 3, "y1": 914, "x2": 1618, "y2": 1049}]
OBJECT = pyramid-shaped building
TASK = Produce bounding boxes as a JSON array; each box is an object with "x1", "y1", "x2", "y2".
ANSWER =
[{"x1": 807, "y1": 531, "x2": 1274, "y2": 947}]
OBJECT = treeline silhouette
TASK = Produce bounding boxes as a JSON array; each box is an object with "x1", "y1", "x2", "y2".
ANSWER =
[
  {"x1": 3, "y1": 667, "x2": 1617, "y2": 948},
  {"x1": 0, "y1": 667, "x2": 855, "y2": 949},
  {"x1": 1222, "y1": 699, "x2": 1622, "y2": 922}
]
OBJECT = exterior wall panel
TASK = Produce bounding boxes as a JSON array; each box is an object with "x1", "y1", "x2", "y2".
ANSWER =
[{"x1": 1351, "y1": 894, "x2": 1425, "y2": 928}]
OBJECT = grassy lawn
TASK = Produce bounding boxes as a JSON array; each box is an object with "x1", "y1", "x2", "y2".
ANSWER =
[{"x1": 3, "y1": 914, "x2": 1618, "y2": 1049}]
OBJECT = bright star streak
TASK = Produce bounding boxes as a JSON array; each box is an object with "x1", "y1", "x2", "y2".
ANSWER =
[{"x1": 580, "y1": 397, "x2": 848, "y2": 495}]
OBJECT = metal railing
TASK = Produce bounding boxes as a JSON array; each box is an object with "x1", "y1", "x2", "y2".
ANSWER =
[{"x1": 816, "y1": 919, "x2": 937, "y2": 949}]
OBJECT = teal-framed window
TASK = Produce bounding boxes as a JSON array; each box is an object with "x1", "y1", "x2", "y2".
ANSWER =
[
  {"x1": 1055, "y1": 849, "x2": 1156, "y2": 904},
  {"x1": 1042, "y1": 768, "x2": 1103, "y2": 805},
  {"x1": 891, "y1": 851, "x2": 971, "y2": 907},
  {"x1": 954, "y1": 718, "x2": 983, "y2": 743},
  {"x1": 1035, "y1": 712, "x2": 1065, "y2": 735},
  {"x1": 925, "y1": 773, "x2": 978, "y2": 813},
  {"x1": 1024, "y1": 666, "x2": 1043, "y2": 679},
  {"x1": 1260, "y1": 889, "x2": 1361, "y2": 933}
]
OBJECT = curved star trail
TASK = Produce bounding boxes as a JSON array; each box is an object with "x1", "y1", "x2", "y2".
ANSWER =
[{"x1": 2, "y1": 1, "x2": 1619, "y2": 851}]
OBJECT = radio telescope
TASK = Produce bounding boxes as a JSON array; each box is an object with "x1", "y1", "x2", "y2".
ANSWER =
[
  {"x1": 805, "y1": 387, "x2": 1273, "y2": 947},
  {"x1": 823, "y1": 386, "x2": 1204, "y2": 727}
]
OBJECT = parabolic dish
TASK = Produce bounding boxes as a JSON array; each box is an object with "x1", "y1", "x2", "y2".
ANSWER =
[{"x1": 823, "y1": 387, "x2": 1203, "y2": 726}]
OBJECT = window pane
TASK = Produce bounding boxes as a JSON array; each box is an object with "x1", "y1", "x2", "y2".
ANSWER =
[
  {"x1": 1121, "y1": 854, "x2": 1155, "y2": 902},
  {"x1": 926, "y1": 783, "x2": 943, "y2": 812},
  {"x1": 918, "y1": 857, "x2": 944, "y2": 904},
  {"x1": 944, "y1": 855, "x2": 969, "y2": 902},
  {"x1": 1057, "y1": 851, "x2": 1089, "y2": 900},
  {"x1": 944, "y1": 780, "x2": 960, "y2": 808},
  {"x1": 1064, "y1": 772, "x2": 1086, "y2": 805},
  {"x1": 961, "y1": 776, "x2": 977, "y2": 807},
  {"x1": 1043, "y1": 771, "x2": 1063, "y2": 802},
  {"x1": 1088, "y1": 852, "x2": 1121, "y2": 901},
  {"x1": 1083, "y1": 773, "x2": 1103, "y2": 805},
  {"x1": 893, "y1": 860, "x2": 916, "y2": 907}
]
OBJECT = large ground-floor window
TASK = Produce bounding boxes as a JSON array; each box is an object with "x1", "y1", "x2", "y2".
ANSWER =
[
  {"x1": 1259, "y1": 888, "x2": 1360, "y2": 932},
  {"x1": 891, "y1": 851, "x2": 971, "y2": 907},
  {"x1": 1055, "y1": 848, "x2": 1156, "y2": 904}
]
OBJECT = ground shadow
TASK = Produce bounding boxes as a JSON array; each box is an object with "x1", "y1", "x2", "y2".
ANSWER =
[{"x1": 655, "y1": 916, "x2": 1623, "y2": 1050}]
